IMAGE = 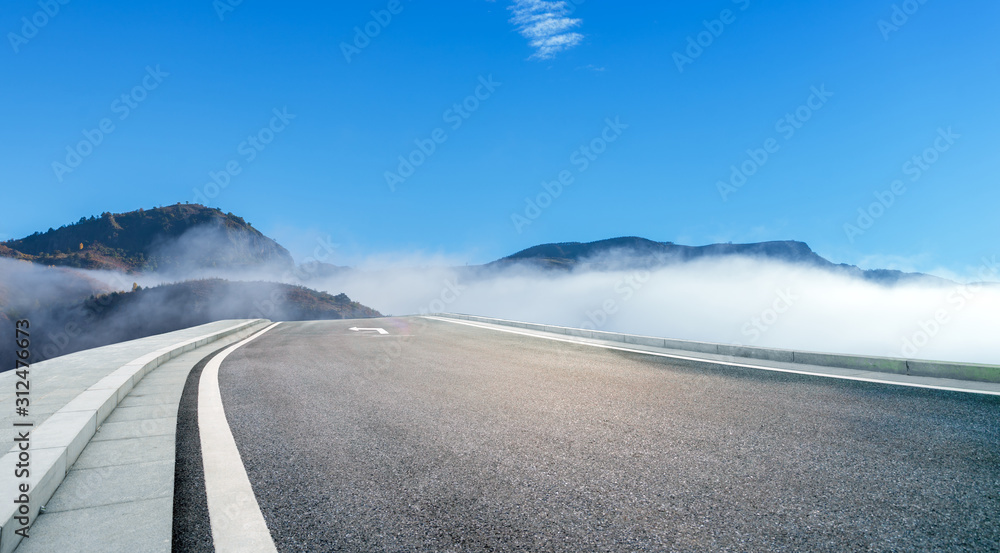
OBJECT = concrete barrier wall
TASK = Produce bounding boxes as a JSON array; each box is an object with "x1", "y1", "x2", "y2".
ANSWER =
[
  {"x1": 433, "y1": 313, "x2": 1000, "y2": 384},
  {"x1": 0, "y1": 319, "x2": 269, "y2": 553}
]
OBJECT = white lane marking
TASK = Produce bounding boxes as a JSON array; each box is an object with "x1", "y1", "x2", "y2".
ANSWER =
[
  {"x1": 349, "y1": 326, "x2": 388, "y2": 334},
  {"x1": 199, "y1": 322, "x2": 282, "y2": 553},
  {"x1": 424, "y1": 317, "x2": 1000, "y2": 396}
]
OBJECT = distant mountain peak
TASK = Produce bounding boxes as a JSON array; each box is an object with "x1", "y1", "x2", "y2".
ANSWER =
[
  {"x1": 498, "y1": 237, "x2": 825, "y2": 267},
  {"x1": 1, "y1": 203, "x2": 293, "y2": 273},
  {"x1": 491, "y1": 237, "x2": 947, "y2": 285}
]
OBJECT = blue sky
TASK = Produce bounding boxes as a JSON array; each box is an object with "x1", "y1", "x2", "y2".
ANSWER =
[{"x1": 2, "y1": 0, "x2": 998, "y2": 278}]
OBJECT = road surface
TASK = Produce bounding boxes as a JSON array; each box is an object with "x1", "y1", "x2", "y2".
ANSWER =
[{"x1": 176, "y1": 318, "x2": 1000, "y2": 552}]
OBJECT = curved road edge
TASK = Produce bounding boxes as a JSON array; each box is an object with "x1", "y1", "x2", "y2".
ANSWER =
[
  {"x1": 1, "y1": 319, "x2": 270, "y2": 553},
  {"x1": 426, "y1": 315, "x2": 1000, "y2": 395},
  {"x1": 197, "y1": 322, "x2": 281, "y2": 553}
]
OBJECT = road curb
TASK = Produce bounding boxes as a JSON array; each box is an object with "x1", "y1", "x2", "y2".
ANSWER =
[
  {"x1": 0, "y1": 319, "x2": 270, "y2": 553},
  {"x1": 434, "y1": 313, "x2": 1000, "y2": 384}
]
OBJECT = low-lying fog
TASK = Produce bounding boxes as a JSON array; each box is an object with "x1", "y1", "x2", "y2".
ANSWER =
[
  {"x1": 4, "y1": 250, "x2": 998, "y2": 365},
  {"x1": 316, "y1": 255, "x2": 1000, "y2": 365}
]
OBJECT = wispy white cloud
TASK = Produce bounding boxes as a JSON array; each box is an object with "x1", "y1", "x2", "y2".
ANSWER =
[{"x1": 508, "y1": 0, "x2": 584, "y2": 60}]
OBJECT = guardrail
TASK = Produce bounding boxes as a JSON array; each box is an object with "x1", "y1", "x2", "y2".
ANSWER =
[
  {"x1": 0, "y1": 319, "x2": 269, "y2": 553},
  {"x1": 433, "y1": 313, "x2": 1000, "y2": 384}
]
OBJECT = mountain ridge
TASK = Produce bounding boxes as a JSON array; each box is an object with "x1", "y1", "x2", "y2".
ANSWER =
[
  {"x1": 1, "y1": 203, "x2": 293, "y2": 273},
  {"x1": 2, "y1": 206, "x2": 957, "y2": 286},
  {"x1": 0, "y1": 276, "x2": 382, "y2": 367},
  {"x1": 488, "y1": 236, "x2": 950, "y2": 285}
]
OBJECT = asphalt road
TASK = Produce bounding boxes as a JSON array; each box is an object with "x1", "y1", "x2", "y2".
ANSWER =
[{"x1": 189, "y1": 318, "x2": 999, "y2": 552}]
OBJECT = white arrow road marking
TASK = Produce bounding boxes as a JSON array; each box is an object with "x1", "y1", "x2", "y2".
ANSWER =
[
  {"x1": 349, "y1": 327, "x2": 388, "y2": 334},
  {"x1": 199, "y1": 322, "x2": 282, "y2": 553}
]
